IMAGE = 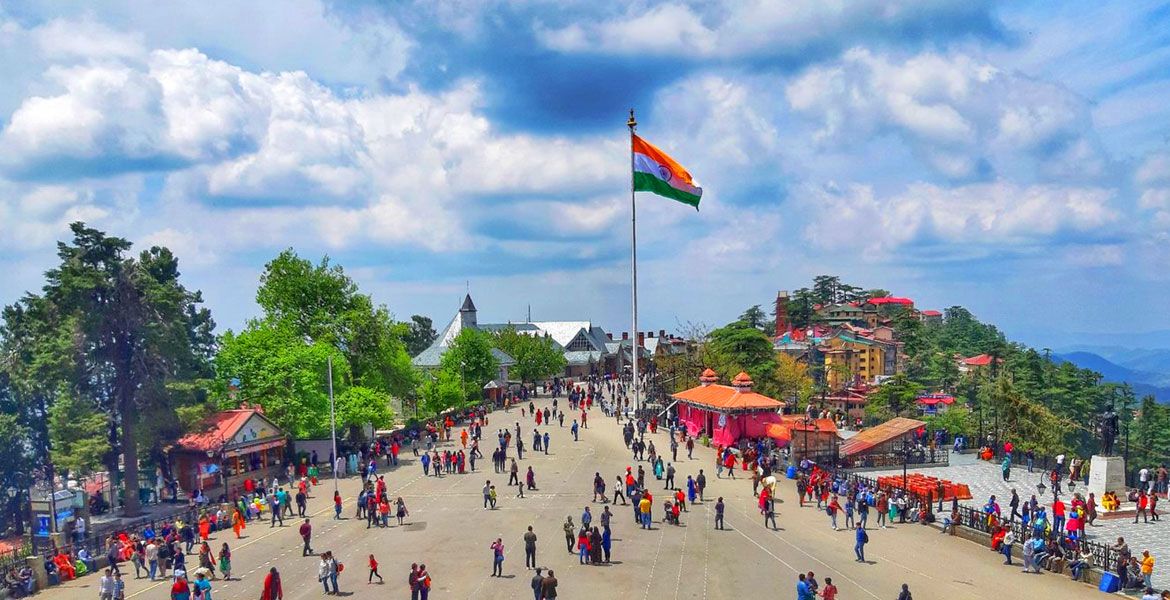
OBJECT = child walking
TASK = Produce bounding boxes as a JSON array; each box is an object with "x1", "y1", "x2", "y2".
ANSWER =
[{"x1": 367, "y1": 554, "x2": 383, "y2": 584}]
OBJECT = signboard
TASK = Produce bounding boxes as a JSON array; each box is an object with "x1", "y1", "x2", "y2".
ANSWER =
[
  {"x1": 233, "y1": 415, "x2": 280, "y2": 445},
  {"x1": 717, "y1": 413, "x2": 728, "y2": 429}
]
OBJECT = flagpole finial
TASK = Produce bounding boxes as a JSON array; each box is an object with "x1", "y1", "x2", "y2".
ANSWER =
[{"x1": 627, "y1": 108, "x2": 637, "y2": 130}]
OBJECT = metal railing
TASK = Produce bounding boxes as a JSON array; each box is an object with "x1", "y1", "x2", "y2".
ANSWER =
[
  {"x1": 835, "y1": 469, "x2": 1118, "y2": 576},
  {"x1": 0, "y1": 545, "x2": 32, "y2": 572},
  {"x1": 30, "y1": 505, "x2": 201, "y2": 557}
]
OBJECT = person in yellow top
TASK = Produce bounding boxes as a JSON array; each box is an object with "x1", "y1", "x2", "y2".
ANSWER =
[
  {"x1": 639, "y1": 496, "x2": 652, "y2": 529},
  {"x1": 1141, "y1": 550, "x2": 1155, "y2": 589}
]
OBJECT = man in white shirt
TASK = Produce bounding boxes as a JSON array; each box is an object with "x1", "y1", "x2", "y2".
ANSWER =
[
  {"x1": 145, "y1": 540, "x2": 159, "y2": 580},
  {"x1": 98, "y1": 569, "x2": 115, "y2": 600},
  {"x1": 1139, "y1": 467, "x2": 1151, "y2": 492}
]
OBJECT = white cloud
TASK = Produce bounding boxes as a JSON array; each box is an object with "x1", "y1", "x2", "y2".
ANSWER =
[
  {"x1": 1136, "y1": 152, "x2": 1170, "y2": 187},
  {"x1": 536, "y1": 0, "x2": 998, "y2": 60},
  {"x1": 799, "y1": 180, "x2": 1118, "y2": 255},
  {"x1": 540, "y1": 4, "x2": 716, "y2": 56},
  {"x1": 34, "y1": 17, "x2": 146, "y2": 60},
  {"x1": 786, "y1": 49, "x2": 1104, "y2": 181},
  {"x1": 10, "y1": 2, "x2": 410, "y2": 86}
]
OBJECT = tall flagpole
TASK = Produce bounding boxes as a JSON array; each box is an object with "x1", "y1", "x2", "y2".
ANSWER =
[
  {"x1": 328, "y1": 355, "x2": 338, "y2": 493},
  {"x1": 628, "y1": 108, "x2": 640, "y2": 414}
]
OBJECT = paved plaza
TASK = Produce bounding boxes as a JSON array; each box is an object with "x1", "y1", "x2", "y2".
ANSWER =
[
  {"x1": 40, "y1": 400, "x2": 1103, "y2": 600},
  {"x1": 870, "y1": 453, "x2": 1170, "y2": 590}
]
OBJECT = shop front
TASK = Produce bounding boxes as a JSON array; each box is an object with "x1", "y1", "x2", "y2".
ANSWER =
[{"x1": 173, "y1": 408, "x2": 289, "y2": 501}]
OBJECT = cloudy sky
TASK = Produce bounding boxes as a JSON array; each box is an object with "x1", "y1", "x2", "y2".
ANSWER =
[{"x1": 2, "y1": 1, "x2": 1169, "y2": 346}]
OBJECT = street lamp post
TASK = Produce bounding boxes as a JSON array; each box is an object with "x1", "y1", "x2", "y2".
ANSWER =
[
  {"x1": 901, "y1": 438, "x2": 914, "y2": 492},
  {"x1": 5, "y1": 487, "x2": 21, "y2": 536},
  {"x1": 205, "y1": 445, "x2": 229, "y2": 502}
]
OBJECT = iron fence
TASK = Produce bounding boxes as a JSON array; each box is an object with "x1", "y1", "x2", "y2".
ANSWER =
[
  {"x1": 30, "y1": 504, "x2": 201, "y2": 557},
  {"x1": 0, "y1": 545, "x2": 31, "y2": 572},
  {"x1": 836, "y1": 469, "x2": 1119, "y2": 577}
]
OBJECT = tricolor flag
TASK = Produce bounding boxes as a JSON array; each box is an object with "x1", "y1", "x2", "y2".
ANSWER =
[{"x1": 632, "y1": 134, "x2": 702, "y2": 209}]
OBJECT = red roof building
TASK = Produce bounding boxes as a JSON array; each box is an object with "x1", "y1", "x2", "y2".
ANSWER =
[
  {"x1": 673, "y1": 370, "x2": 786, "y2": 447},
  {"x1": 173, "y1": 408, "x2": 289, "y2": 501},
  {"x1": 866, "y1": 297, "x2": 914, "y2": 306}
]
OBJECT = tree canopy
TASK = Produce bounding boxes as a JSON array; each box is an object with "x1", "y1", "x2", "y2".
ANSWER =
[
  {"x1": 404, "y1": 315, "x2": 437, "y2": 356},
  {"x1": 0, "y1": 223, "x2": 215, "y2": 515},
  {"x1": 215, "y1": 250, "x2": 410, "y2": 438},
  {"x1": 492, "y1": 327, "x2": 566, "y2": 383}
]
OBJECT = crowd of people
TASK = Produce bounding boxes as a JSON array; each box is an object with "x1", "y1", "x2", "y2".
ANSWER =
[{"x1": 28, "y1": 371, "x2": 1145, "y2": 600}]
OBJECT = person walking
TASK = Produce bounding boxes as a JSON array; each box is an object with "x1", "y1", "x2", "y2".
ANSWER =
[
  {"x1": 260, "y1": 568, "x2": 282, "y2": 600},
  {"x1": 326, "y1": 552, "x2": 340, "y2": 595},
  {"x1": 146, "y1": 539, "x2": 160, "y2": 581},
  {"x1": 1141, "y1": 550, "x2": 1155, "y2": 590},
  {"x1": 764, "y1": 496, "x2": 778, "y2": 530},
  {"x1": 367, "y1": 555, "x2": 383, "y2": 584},
  {"x1": 170, "y1": 576, "x2": 190, "y2": 600},
  {"x1": 490, "y1": 538, "x2": 505, "y2": 577},
  {"x1": 318, "y1": 554, "x2": 331, "y2": 595},
  {"x1": 828, "y1": 495, "x2": 841, "y2": 530},
  {"x1": 613, "y1": 475, "x2": 626, "y2": 505},
  {"x1": 523, "y1": 526, "x2": 538, "y2": 569},
  {"x1": 333, "y1": 491, "x2": 342, "y2": 520},
  {"x1": 100, "y1": 569, "x2": 115, "y2": 600},
  {"x1": 854, "y1": 523, "x2": 869, "y2": 562},
  {"x1": 530, "y1": 568, "x2": 545, "y2": 600},
  {"x1": 715, "y1": 497, "x2": 725, "y2": 530},
  {"x1": 540, "y1": 570, "x2": 558, "y2": 599},
  {"x1": 217, "y1": 544, "x2": 231, "y2": 581},
  {"x1": 297, "y1": 516, "x2": 311, "y2": 554}
]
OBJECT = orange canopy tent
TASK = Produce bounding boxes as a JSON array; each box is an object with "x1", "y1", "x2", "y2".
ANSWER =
[{"x1": 764, "y1": 423, "x2": 792, "y2": 444}]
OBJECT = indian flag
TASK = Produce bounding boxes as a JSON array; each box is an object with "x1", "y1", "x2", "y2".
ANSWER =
[{"x1": 632, "y1": 134, "x2": 702, "y2": 209}]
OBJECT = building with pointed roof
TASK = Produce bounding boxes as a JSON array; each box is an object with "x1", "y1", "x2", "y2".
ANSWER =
[
  {"x1": 412, "y1": 293, "x2": 657, "y2": 381},
  {"x1": 673, "y1": 369, "x2": 786, "y2": 446},
  {"x1": 412, "y1": 294, "x2": 516, "y2": 382}
]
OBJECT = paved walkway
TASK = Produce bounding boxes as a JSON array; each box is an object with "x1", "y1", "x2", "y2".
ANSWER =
[
  {"x1": 38, "y1": 399, "x2": 1103, "y2": 599},
  {"x1": 869, "y1": 454, "x2": 1169, "y2": 590}
]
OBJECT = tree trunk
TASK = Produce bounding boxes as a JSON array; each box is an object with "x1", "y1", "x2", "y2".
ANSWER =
[
  {"x1": 120, "y1": 395, "x2": 142, "y2": 516},
  {"x1": 116, "y1": 329, "x2": 142, "y2": 517}
]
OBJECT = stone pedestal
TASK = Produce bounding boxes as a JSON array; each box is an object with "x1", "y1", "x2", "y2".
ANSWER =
[{"x1": 1088, "y1": 454, "x2": 1126, "y2": 509}]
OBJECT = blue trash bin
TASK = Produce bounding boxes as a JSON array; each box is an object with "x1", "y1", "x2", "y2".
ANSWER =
[
  {"x1": 786, "y1": 465, "x2": 797, "y2": 479},
  {"x1": 1098, "y1": 572, "x2": 1120, "y2": 593}
]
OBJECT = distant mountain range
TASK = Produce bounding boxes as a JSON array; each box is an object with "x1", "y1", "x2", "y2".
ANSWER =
[{"x1": 1053, "y1": 349, "x2": 1170, "y2": 403}]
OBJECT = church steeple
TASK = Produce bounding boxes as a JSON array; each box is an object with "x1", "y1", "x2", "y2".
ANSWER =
[{"x1": 459, "y1": 294, "x2": 477, "y2": 329}]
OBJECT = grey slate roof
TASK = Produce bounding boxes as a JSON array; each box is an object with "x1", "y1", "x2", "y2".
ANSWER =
[
  {"x1": 411, "y1": 298, "x2": 515, "y2": 369},
  {"x1": 564, "y1": 350, "x2": 604, "y2": 366}
]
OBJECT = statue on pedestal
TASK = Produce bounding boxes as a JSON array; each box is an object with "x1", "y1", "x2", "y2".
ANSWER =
[{"x1": 1097, "y1": 405, "x2": 1119, "y2": 456}]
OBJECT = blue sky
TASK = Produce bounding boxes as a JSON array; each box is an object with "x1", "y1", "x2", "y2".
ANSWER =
[{"x1": 1, "y1": 0, "x2": 1169, "y2": 348}]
